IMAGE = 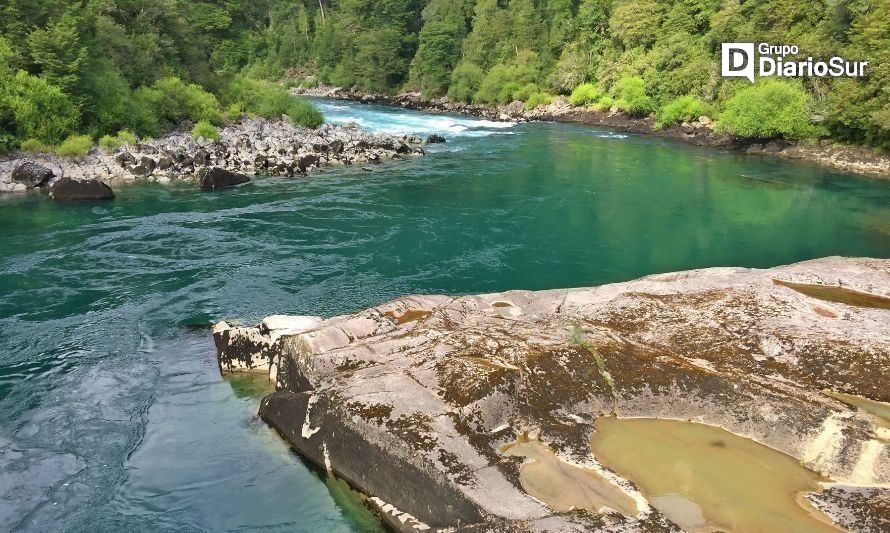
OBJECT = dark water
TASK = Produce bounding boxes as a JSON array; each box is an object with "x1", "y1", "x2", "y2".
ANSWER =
[{"x1": 0, "y1": 100, "x2": 888, "y2": 532}]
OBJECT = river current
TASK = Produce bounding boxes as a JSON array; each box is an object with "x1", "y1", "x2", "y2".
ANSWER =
[{"x1": 0, "y1": 99, "x2": 888, "y2": 531}]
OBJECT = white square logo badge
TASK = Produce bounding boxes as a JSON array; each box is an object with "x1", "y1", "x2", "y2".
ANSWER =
[{"x1": 722, "y1": 43, "x2": 755, "y2": 82}]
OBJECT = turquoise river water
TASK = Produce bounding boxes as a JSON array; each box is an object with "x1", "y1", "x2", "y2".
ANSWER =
[{"x1": 0, "y1": 99, "x2": 888, "y2": 532}]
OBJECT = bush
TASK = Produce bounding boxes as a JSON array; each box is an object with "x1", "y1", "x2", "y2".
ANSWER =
[
  {"x1": 224, "y1": 76, "x2": 324, "y2": 128},
  {"x1": 20, "y1": 139, "x2": 51, "y2": 154},
  {"x1": 447, "y1": 62, "x2": 484, "y2": 103},
  {"x1": 513, "y1": 83, "x2": 540, "y2": 102},
  {"x1": 99, "y1": 130, "x2": 137, "y2": 150},
  {"x1": 56, "y1": 134, "x2": 93, "y2": 157},
  {"x1": 655, "y1": 95, "x2": 705, "y2": 129},
  {"x1": 191, "y1": 121, "x2": 220, "y2": 142},
  {"x1": 717, "y1": 80, "x2": 818, "y2": 140},
  {"x1": 569, "y1": 83, "x2": 602, "y2": 107},
  {"x1": 6, "y1": 71, "x2": 79, "y2": 143},
  {"x1": 613, "y1": 76, "x2": 654, "y2": 116},
  {"x1": 474, "y1": 60, "x2": 536, "y2": 105},
  {"x1": 524, "y1": 92, "x2": 553, "y2": 110},
  {"x1": 287, "y1": 99, "x2": 324, "y2": 128},
  {"x1": 593, "y1": 95, "x2": 614, "y2": 111},
  {"x1": 134, "y1": 77, "x2": 223, "y2": 132}
]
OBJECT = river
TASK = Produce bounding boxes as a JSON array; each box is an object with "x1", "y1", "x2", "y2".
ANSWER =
[{"x1": 0, "y1": 99, "x2": 888, "y2": 532}]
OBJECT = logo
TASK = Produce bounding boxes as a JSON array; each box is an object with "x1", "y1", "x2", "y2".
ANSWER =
[
  {"x1": 722, "y1": 43, "x2": 755, "y2": 82},
  {"x1": 721, "y1": 43, "x2": 867, "y2": 82}
]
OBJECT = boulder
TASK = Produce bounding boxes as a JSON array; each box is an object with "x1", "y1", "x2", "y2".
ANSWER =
[
  {"x1": 426, "y1": 134, "x2": 446, "y2": 144},
  {"x1": 11, "y1": 162, "x2": 54, "y2": 188},
  {"x1": 329, "y1": 139, "x2": 345, "y2": 154},
  {"x1": 50, "y1": 178, "x2": 114, "y2": 201},
  {"x1": 198, "y1": 167, "x2": 250, "y2": 190},
  {"x1": 114, "y1": 152, "x2": 137, "y2": 168},
  {"x1": 297, "y1": 153, "x2": 320, "y2": 172},
  {"x1": 131, "y1": 156, "x2": 156, "y2": 177},
  {"x1": 216, "y1": 257, "x2": 890, "y2": 531}
]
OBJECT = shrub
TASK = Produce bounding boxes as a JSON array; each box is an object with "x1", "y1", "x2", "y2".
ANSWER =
[
  {"x1": 56, "y1": 134, "x2": 93, "y2": 157},
  {"x1": 655, "y1": 95, "x2": 705, "y2": 129},
  {"x1": 524, "y1": 92, "x2": 553, "y2": 110},
  {"x1": 717, "y1": 80, "x2": 818, "y2": 140},
  {"x1": 191, "y1": 121, "x2": 220, "y2": 142},
  {"x1": 224, "y1": 76, "x2": 324, "y2": 128},
  {"x1": 6, "y1": 71, "x2": 79, "y2": 143},
  {"x1": 569, "y1": 83, "x2": 602, "y2": 107},
  {"x1": 287, "y1": 99, "x2": 324, "y2": 128},
  {"x1": 447, "y1": 62, "x2": 484, "y2": 102},
  {"x1": 513, "y1": 83, "x2": 540, "y2": 102},
  {"x1": 613, "y1": 76, "x2": 654, "y2": 116},
  {"x1": 134, "y1": 77, "x2": 223, "y2": 132},
  {"x1": 593, "y1": 95, "x2": 614, "y2": 111},
  {"x1": 20, "y1": 138, "x2": 51, "y2": 154},
  {"x1": 474, "y1": 60, "x2": 536, "y2": 104},
  {"x1": 99, "y1": 130, "x2": 137, "y2": 150}
]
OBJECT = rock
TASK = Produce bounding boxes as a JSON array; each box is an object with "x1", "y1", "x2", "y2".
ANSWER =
[
  {"x1": 11, "y1": 162, "x2": 54, "y2": 188},
  {"x1": 329, "y1": 140, "x2": 345, "y2": 154},
  {"x1": 157, "y1": 155, "x2": 174, "y2": 170},
  {"x1": 114, "y1": 152, "x2": 137, "y2": 168},
  {"x1": 217, "y1": 257, "x2": 890, "y2": 531},
  {"x1": 764, "y1": 139, "x2": 788, "y2": 153},
  {"x1": 297, "y1": 153, "x2": 320, "y2": 172},
  {"x1": 198, "y1": 167, "x2": 250, "y2": 190},
  {"x1": 699, "y1": 115, "x2": 713, "y2": 126},
  {"x1": 131, "y1": 156, "x2": 156, "y2": 177},
  {"x1": 395, "y1": 142, "x2": 412, "y2": 154},
  {"x1": 50, "y1": 178, "x2": 114, "y2": 201},
  {"x1": 426, "y1": 134, "x2": 446, "y2": 144}
]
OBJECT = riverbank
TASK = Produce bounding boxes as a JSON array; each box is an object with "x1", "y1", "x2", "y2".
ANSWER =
[
  {"x1": 293, "y1": 86, "x2": 890, "y2": 179},
  {"x1": 214, "y1": 256, "x2": 889, "y2": 532},
  {"x1": 0, "y1": 117, "x2": 425, "y2": 195}
]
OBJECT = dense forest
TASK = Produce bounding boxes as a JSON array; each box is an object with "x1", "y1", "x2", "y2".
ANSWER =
[{"x1": 1, "y1": 0, "x2": 888, "y2": 155}]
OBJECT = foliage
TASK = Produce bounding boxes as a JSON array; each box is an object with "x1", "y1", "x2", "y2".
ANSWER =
[
  {"x1": 0, "y1": 0, "x2": 886, "y2": 147},
  {"x1": 717, "y1": 81, "x2": 818, "y2": 140},
  {"x1": 447, "y1": 62, "x2": 484, "y2": 103},
  {"x1": 6, "y1": 70, "x2": 79, "y2": 143},
  {"x1": 524, "y1": 92, "x2": 553, "y2": 110},
  {"x1": 55, "y1": 134, "x2": 93, "y2": 157},
  {"x1": 99, "y1": 130, "x2": 137, "y2": 151},
  {"x1": 569, "y1": 83, "x2": 602, "y2": 107},
  {"x1": 191, "y1": 121, "x2": 220, "y2": 142},
  {"x1": 612, "y1": 76, "x2": 654, "y2": 116},
  {"x1": 224, "y1": 76, "x2": 323, "y2": 128},
  {"x1": 655, "y1": 95, "x2": 705, "y2": 129},
  {"x1": 474, "y1": 56, "x2": 537, "y2": 104},
  {"x1": 134, "y1": 77, "x2": 224, "y2": 133},
  {"x1": 512, "y1": 83, "x2": 540, "y2": 102},
  {"x1": 20, "y1": 139, "x2": 51, "y2": 154}
]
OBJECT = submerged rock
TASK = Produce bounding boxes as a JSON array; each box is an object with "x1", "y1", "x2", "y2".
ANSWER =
[
  {"x1": 11, "y1": 162, "x2": 53, "y2": 188},
  {"x1": 426, "y1": 134, "x2": 446, "y2": 144},
  {"x1": 50, "y1": 178, "x2": 114, "y2": 200},
  {"x1": 216, "y1": 257, "x2": 890, "y2": 531},
  {"x1": 198, "y1": 167, "x2": 250, "y2": 190}
]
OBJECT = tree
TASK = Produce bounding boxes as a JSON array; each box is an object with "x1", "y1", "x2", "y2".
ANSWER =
[{"x1": 408, "y1": 0, "x2": 467, "y2": 96}]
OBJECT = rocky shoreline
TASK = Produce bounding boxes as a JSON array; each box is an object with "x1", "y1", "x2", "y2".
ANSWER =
[
  {"x1": 293, "y1": 86, "x2": 890, "y2": 179},
  {"x1": 0, "y1": 117, "x2": 426, "y2": 197},
  {"x1": 214, "y1": 257, "x2": 889, "y2": 532}
]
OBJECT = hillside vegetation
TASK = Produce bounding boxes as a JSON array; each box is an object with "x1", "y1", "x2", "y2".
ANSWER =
[{"x1": 1, "y1": 0, "x2": 888, "y2": 153}]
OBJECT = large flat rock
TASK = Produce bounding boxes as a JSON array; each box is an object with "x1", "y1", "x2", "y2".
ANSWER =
[{"x1": 215, "y1": 257, "x2": 890, "y2": 531}]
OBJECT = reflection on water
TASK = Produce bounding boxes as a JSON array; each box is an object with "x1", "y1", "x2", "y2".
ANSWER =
[{"x1": 589, "y1": 417, "x2": 839, "y2": 532}]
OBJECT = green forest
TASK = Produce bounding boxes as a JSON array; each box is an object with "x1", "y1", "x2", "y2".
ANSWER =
[{"x1": 1, "y1": 0, "x2": 888, "y2": 155}]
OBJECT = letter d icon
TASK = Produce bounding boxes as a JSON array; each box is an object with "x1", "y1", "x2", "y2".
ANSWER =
[{"x1": 722, "y1": 43, "x2": 755, "y2": 82}]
